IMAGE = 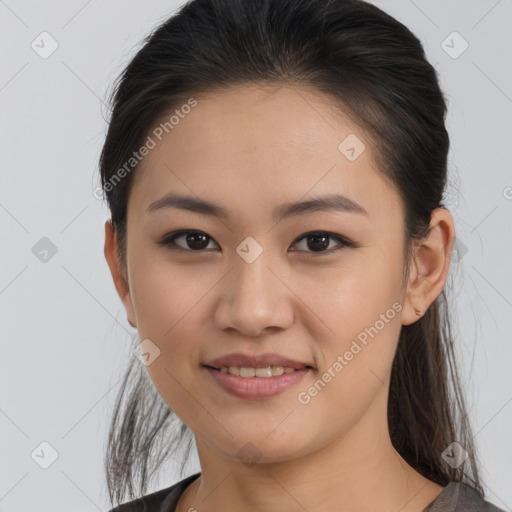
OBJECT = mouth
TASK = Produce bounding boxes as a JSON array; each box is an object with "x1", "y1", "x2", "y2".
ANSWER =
[
  {"x1": 201, "y1": 352, "x2": 315, "y2": 398},
  {"x1": 201, "y1": 364, "x2": 314, "y2": 399},
  {"x1": 203, "y1": 352, "x2": 315, "y2": 374},
  {"x1": 202, "y1": 364, "x2": 314, "y2": 377}
]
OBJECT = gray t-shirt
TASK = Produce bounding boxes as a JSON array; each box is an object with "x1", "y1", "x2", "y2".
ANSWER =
[{"x1": 109, "y1": 473, "x2": 507, "y2": 511}]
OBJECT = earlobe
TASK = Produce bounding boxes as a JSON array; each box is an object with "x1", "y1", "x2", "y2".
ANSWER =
[
  {"x1": 104, "y1": 220, "x2": 137, "y2": 328},
  {"x1": 402, "y1": 267, "x2": 424, "y2": 326},
  {"x1": 402, "y1": 208, "x2": 455, "y2": 326}
]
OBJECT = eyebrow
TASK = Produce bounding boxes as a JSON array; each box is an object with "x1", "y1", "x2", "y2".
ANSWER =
[{"x1": 146, "y1": 192, "x2": 368, "y2": 221}]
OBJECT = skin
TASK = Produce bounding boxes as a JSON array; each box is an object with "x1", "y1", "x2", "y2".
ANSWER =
[{"x1": 104, "y1": 83, "x2": 456, "y2": 512}]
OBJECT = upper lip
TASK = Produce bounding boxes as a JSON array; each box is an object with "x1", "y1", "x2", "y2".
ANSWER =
[{"x1": 203, "y1": 352, "x2": 314, "y2": 370}]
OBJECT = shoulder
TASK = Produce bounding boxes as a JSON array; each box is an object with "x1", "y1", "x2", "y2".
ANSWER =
[
  {"x1": 456, "y1": 483, "x2": 507, "y2": 512},
  {"x1": 107, "y1": 472, "x2": 201, "y2": 512},
  {"x1": 425, "y1": 481, "x2": 507, "y2": 512}
]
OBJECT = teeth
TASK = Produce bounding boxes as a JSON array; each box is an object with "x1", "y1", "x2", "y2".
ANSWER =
[
  {"x1": 241, "y1": 367, "x2": 256, "y2": 377},
  {"x1": 218, "y1": 366, "x2": 301, "y2": 377}
]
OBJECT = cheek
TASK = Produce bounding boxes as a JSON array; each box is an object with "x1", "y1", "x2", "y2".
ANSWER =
[
  {"x1": 300, "y1": 252, "x2": 404, "y2": 340},
  {"x1": 127, "y1": 264, "x2": 191, "y2": 369},
  {"x1": 129, "y1": 252, "x2": 206, "y2": 338},
  {"x1": 127, "y1": 254, "x2": 216, "y2": 392},
  {"x1": 129, "y1": 271, "x2": 202, "y2": 420},
  {"x1": 292, "y1": 275, "x2": 402, "y2": 442},
  {"x1": 298, "y1": 253, "x2": 404, "y2": 391}
]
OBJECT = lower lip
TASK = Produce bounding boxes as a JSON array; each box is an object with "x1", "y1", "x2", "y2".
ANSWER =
[{"x1": 203, "y1": 366, "x2": 311, "y2": 399}]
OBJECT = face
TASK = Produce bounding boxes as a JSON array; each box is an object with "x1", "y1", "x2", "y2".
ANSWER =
[{"x1": 113, "y1": 84, "x2": 414, "y2": 465}]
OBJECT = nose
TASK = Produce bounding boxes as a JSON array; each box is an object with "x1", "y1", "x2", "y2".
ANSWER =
[{"x1": 213, "y1": 249, "x2": 294, "y2": 337}]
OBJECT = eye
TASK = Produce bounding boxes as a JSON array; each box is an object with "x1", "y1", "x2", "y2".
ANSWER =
[
  {"x1": 158, "y1": 229, "x2": 356, "y2": 254},
  {"x1": 289, "y1": 231, "x2": 356, "y2": 254},
  {"x1": 158, "y1": 230, "x2": 220, "y2": 252}
]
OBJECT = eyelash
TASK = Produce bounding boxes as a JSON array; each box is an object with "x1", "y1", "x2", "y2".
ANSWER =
[{"x1": 157, "y1": 229, "x2": 357, "y2": 255}]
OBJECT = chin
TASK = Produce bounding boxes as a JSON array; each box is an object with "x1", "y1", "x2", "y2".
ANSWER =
[{"x1": 211, "y1": 429, "x2": 312, "y2": 466}]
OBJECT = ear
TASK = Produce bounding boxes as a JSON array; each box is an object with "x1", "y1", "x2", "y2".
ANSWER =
[
  {"x1": 402, "y1": 208, "x2": 456, "y2": 326},
  {"x1": 104, "y1": 220, "x2": 137, "y2": 328}
]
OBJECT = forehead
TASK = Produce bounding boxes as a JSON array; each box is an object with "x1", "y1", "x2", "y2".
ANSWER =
[{"x1": 128, "y1": 84, "x2": 403, "y2": 226}]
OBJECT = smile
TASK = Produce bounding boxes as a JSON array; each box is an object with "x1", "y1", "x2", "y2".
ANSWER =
[
  {"x1": 203, "y1": 365, "x2": 311, "y2": 399},
  {"x1": 218, "y1": 365, "x2": 302, "y2": 377}
]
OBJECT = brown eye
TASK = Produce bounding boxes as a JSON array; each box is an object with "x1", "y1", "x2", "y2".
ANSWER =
[
  {"x1": 289, "y1": 231, "x2": 354, "y2": 254},
  {"x1": 159, "y1": 230, "x2": 219, "y2": 251},
  {"x1": 158, "y1": 230, "x2": 355, "y2": 255}
]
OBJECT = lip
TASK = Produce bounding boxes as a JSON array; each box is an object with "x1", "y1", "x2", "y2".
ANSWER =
[
  {"x1": 203, "y1": 352, "x2": 314, "y2": 370},
  {"x1": 203, "y1": 366, "x2": 311, "y2": 399}
]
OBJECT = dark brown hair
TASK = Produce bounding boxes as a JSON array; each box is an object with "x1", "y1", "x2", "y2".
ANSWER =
[{"x1": 99, "y1": 0, "x2": 483, "y2": 507}]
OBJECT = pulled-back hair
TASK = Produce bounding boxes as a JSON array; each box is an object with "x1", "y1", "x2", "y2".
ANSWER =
[{"x1": 99, "y1": 0, "x2": 482, "y2": 506}]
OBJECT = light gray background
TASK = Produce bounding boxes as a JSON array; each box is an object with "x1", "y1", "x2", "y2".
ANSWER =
[{"x1": 0, "y1": 1, "x2": 511, "y2": 510}]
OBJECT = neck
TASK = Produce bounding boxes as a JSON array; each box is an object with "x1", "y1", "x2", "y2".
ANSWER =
[{"x1": 176, "y1": 393, "x2": 443, "y2": 512}]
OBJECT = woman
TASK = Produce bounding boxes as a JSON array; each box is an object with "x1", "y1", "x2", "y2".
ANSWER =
[{"x1": 99, "y1": 0, "x2": 506, "y2": 510}]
